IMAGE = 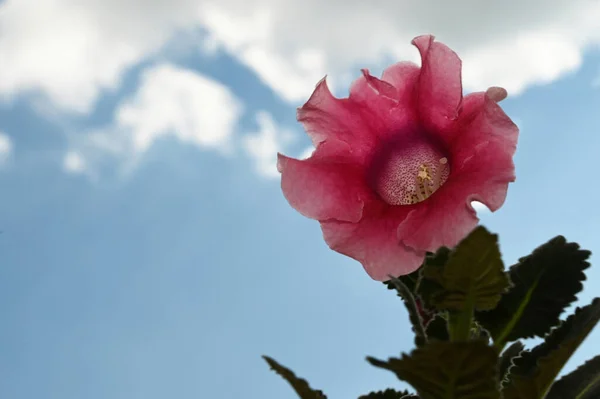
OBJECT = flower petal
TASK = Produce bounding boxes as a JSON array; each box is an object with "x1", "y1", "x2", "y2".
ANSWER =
[
  {"x1": 451, "y1": 139, "x2": 516, "y2": 212},
  {"x1": 285, "y1": 35, "x2": 519, "y2": 281},
  {"x1": 396, "y1": 193, "x2": 479, "y2": 254},
  {"x1": 347, "y1": 68, "x2": 421, "y2": 142},
  {"x1": 412, "y1": 35, "x2": 463, "y2": 139},
  {"x1": 486, "y1": 86, "x2": 508, "y2": 102},
  {"x1": 278, "y1": 140, "x2": 376, "y2": 223},
  {"x1": 359, "y1": 68, "x2": 399, "y2": 101},
  {"x1": 396, "y1": 89, "x2": 517, "y2": 252},
  {"x1": 397, "y1": 140, "x2": 515, "y2": 252},
  {"x1": 296, "y1": 77, "x2": 377, "y2": 161},
  {"x1": 320, "y1": 207, "x2": 424, "y2": 281},
  {"x1": 450, "y1": 92, "x2": 519, "y2": 189},
  {"x1": 381, "y1": 61, "x2": 421, "y2": 96}
]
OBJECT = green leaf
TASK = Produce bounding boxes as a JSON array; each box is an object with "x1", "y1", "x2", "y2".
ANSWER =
[
  {"x1": 263, "y1": 356, "x2": 326, "y2": 398},
  {"x1": 388, "y1": 277, "x2": 427, "y2": 347},
  {"x1": 357, "y1": 388, "x2": 414, "y2": 398},
  {"x1": 425, "y1": 314, "x2": 449, "y2": 342},
  {"x1": 498, "y1": 341, "x2": 524, "y2": 386},
  {"x1": 366, "y1": 340, "x2": 500, "y2": 399},
  {"x1": 421, "y1": 226, "x2": 509, "y2": 312},
  {"x1": 416, "y1": 248, "x2": 451, "y2": 310},
  {"x1": 502, "y1": 298, "x2": 600, "y2": 399},
  {"x1": 419, "y1": 227, "x2": 509, "y2": 341},
  {"x1": 546, "y1": 354, "x2": 600, "y2": 399},
  {"x1": 477, "y1": 236, "x2": 590, "y2": 348}
]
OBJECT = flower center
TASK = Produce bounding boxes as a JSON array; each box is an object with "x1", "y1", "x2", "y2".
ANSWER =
[{"x1": 369, "y1": 136, "x2": 450, "y2": 206}]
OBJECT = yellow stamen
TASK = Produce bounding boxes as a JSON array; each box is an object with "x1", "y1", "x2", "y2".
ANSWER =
[
  {"x1": 411, "y1": 159, "x2": 449, "y2": 204},
  {"x1": 418, "y1": 164, "x2": 431, "y2": 181},
  {"x1": 430, "y1": 157, "x2": 448, "y2": 192},
  {"x1": 422, "y1": 178, "x2": 431, "y2": 197},
  {"x1": 414, "y1": 173, "x2": 426, "y2": 202}
]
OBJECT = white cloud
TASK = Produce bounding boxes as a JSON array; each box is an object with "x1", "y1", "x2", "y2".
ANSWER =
[
  {"x1": 198, "y1": 5, "x2": 329, "y2": 102},
  {"x1": 2, "y1": 0, "x2": 600, "y2": 115},
  {"x1": 63, "y1": 151, "x2": 86, "y2": 174},
  {"x1": 200, "y1": 0, "x2": 600, "y2": 101},
  {"x1": 0, "y1": 0, "x2": 200, "y2": 113},
  {"x1": 0, "y1": 131, "x2": 13, "y2": 163},
  {"x1": 1, "y1": 0, "x2": 596, "y2": 180},
  {"x1": 117, "y1": 64, "x2": 242, "y2": 154},
  {"x1": 64, "y1": 64, "x2": 302, "y2": 181},
  {"x1": 243, "y1": 111, "x2": 295, "y2": 178},
  {"x1": 66, "y1": 63, "x2": 243, "y2": 176}
]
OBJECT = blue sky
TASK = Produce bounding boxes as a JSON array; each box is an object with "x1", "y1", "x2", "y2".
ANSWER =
[{"x1": 2, "y1": 1, "x2": 600, "y2": 398}]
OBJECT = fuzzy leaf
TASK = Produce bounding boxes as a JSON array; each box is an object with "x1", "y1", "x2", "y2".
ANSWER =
[
  {"x1": 419, "y1": 226, "x2": 509, "y2": 312},
  {"x1": 263, "y1": 356, "x2": 326, "y2": 398},
  {"x1": 498, "y1": 341, "x2": 525, "y2": 387},
  {"x1": 358, "y1": 388, "x2": 414, "y2": 398},
  {"x1": 472, "y1": 322, "x2": 491, "y2": 342},
  {"x1": 502, "y1": 298, "x2": 600, "y2": 399},
  {"x1": 546, "y1": 354, "x2": 600, "y2": 399},
  {"x1": 477, "y1": 236, "x2": 590, "y2": 346},
  {"x1": 366, "y1": 340, "x2": 499, "y2": 399},
  {"x1": 415, "y1": 248, "x2": 451, "y2": 309}
]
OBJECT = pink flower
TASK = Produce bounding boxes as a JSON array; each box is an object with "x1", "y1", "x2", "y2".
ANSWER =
[{"x1": 277, "y1": 35, "x2": 518, "y2": 281}]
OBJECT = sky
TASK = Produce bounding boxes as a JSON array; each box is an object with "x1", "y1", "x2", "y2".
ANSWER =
[{"x1": 1, "y1": 0, "x2": 600, "y2": 398}]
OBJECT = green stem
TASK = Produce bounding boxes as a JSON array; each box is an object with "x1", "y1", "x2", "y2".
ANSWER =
[{"x1": 449, "y1": 297, "x2": 475, "y2": 341}]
